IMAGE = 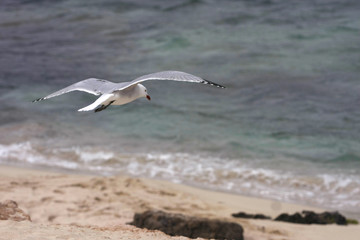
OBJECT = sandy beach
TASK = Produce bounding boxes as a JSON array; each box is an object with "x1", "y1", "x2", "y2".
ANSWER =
[{"x1": 0, "y1": 165, "x2": 358, "y2": 240}]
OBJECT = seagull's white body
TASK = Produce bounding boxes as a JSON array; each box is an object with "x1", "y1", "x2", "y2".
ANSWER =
[
  {"x1": 33, "y1": 71, "x2": 225, "y2": 112},
  {"x1": 78, "y1": 84, "x2": 147, "y2": 112}
]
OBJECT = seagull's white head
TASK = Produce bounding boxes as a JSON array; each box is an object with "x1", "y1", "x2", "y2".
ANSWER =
[{"x1": 138, "y1": 84, "x2": 151, "y2": 101}]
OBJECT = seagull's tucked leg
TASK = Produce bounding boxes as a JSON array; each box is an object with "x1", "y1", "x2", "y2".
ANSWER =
[
  {"x1": 95, "y1": 100, "x2": 115, "y2": 112},
  {"x1": 78, "y1": 93, "x2": 114, "y2": 112}
]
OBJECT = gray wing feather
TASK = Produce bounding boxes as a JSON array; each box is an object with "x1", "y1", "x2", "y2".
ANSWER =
[
  {"x1": 32, "y1": 78, "x2": 117, "y2": 102},
  {"x1": 115, "y1": 71, "x2": 225, "y2": 91}
]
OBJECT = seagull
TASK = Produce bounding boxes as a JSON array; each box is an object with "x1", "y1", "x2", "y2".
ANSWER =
[{"x1": 33, "y1": 71, "x2": 225, "y2": 112}]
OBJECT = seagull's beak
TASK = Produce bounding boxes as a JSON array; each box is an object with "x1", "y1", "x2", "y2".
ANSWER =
[{"x1": 146, "y1": 95, "x2": 151, "y2": 101}]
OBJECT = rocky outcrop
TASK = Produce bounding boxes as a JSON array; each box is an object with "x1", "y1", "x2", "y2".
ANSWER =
[
  {"x1": 130, "y1": 210, "x2": 244, "y2": 240},
  {"x1": 232, "y1": 211, "x2": 271, "y2": 220},
  {"x1": 0, "y1": 200, "x2": 31, "y2": 222},
  {"x1": 275, "y1": 211, "x2": 347, "y2": 225}
]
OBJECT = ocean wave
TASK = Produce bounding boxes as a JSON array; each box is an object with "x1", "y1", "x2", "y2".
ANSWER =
[{"x1": 0, "y1": 141, "x2": 359, "y2": 214}]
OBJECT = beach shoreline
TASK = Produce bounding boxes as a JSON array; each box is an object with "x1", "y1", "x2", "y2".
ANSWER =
[{"x1": 1, "y1": 164, "x2": 359, "y2": 240}]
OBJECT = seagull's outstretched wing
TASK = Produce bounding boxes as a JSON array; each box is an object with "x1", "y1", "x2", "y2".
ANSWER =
[
  {"x1": 115, "y1": 71, "x2": 225, "y2": 91},
  {"x1": 32, "y1": 78, "x2": 117, "y2": 102}
]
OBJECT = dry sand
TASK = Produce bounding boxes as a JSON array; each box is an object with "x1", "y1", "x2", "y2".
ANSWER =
[{"x1": 0, "y1": 165, "x2": 359, "y2": 240}]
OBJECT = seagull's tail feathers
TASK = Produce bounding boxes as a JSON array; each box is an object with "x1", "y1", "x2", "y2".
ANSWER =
[{"x1": 78, "y1": 94, "x2": 114, "y2": 112}]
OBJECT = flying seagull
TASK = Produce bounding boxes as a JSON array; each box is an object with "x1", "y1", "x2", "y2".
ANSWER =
[{"x1": 33, "y1": 71, "x2": 225, "y2": 112}]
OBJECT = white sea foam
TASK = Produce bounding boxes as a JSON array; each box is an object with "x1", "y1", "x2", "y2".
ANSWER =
[
  {"x1": 0, "y1": 142, "x2": 79, "y2": 169},
  {"x1": 0, "y1": 142, "x2": 359, "y2": 214}
]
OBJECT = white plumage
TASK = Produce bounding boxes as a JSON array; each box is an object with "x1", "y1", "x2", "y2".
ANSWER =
[{"x1": 33, "y1": 71, "x2": 225, "y2": 112}]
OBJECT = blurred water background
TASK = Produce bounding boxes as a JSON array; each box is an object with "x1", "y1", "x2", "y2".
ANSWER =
[{"x1": 1, "y1": 0, "x2": 360, "y2": 218}]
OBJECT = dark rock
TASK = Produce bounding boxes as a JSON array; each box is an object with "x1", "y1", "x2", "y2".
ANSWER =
[
  {"x1": 275, "y1": 213, "x2": 306, "y2": 224},
  {"x1": 130, "y1": 210, "x2": 244, "y2": 240},
  {"x1": 302, "y1": 211, "x2": 323, "y2": 224},
  {"x1": 232, "y1": 211, "x2": 271, "y2": 220},
  {"x1": 275, "y1": 210, "x2": 347, "y2": 225},
  {"x1": 305, "y1": 211, "x2": 347, "y2": 225},
  {"x1": 0, "y1": 200, "x2": 31, "y2": 222}
]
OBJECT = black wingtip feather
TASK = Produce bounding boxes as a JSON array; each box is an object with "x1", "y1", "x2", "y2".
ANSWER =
[
  {"x1": 202, "y1": 79, "x2": 226, "y2": 88},
  {"x1": 32, "y1": 97, "x2": 44, "y2": 102}
]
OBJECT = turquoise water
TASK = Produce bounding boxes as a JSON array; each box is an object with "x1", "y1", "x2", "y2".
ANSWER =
[{"x1": 1, "y1": 0, "x2": 360, "y2": 217}]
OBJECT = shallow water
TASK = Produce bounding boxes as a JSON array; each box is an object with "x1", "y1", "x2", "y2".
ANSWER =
[{"x1": 1, "y1": 0, "x2": 360, "y2": 217}]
